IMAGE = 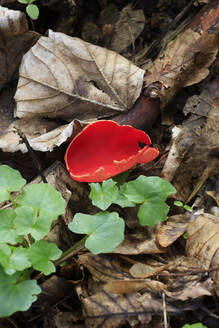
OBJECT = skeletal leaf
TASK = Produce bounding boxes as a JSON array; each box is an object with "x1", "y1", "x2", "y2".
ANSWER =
[{"x1": 15, "y1": 30, "x2": 144, "y2": 121}]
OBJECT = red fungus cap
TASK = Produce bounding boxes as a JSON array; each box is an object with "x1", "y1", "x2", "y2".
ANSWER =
[{"x1": 65, "y1": 120, "x2": 159, "y2": 182}]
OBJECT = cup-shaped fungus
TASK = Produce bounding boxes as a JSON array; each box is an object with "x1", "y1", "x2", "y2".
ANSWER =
[{"x1": 65, "y1": 120, "x2": 159, "y2": 182}]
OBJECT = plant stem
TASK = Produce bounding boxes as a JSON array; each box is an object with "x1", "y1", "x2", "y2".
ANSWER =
[
  {"x1": 61, "y1": 235, "x2": 88, "y2": 258},
  {"x1": 9, "y1": 194, "x2": 17, "y2": 208}
]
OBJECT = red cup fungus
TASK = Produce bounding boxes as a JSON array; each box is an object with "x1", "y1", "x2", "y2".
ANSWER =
[{"x1": 65, "y1": 120, "x2": 159, "y2": 182}]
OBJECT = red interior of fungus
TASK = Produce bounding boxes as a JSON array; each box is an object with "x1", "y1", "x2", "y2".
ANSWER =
[{"x1": 65, "y1": 120, "x2": 159, "y2": 182}]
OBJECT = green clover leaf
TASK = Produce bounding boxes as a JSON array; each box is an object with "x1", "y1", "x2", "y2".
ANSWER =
[
  {"x1": 0, "y1": 244, "x2": 31, "y2": 275},
  {"x1": 0, "y1": 266, "x2": 41, "y2": 318},
  {"x1": 68, "y1": 212, "x2": 125, "y2": 254},
  {"x1": 28, "y1": 240, "x2": 62, "y2": 275},
  {"x1": 0, "y1": 165, "x2": 26, "y2": 203}
]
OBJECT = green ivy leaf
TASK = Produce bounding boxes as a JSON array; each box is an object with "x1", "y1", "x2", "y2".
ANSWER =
[
  {"x1": 69, "y1": 212, "x2": 125, "y2": 254},
  {"x1": 89, "y1": 180, "x2": 118, "y2": 210},
  {"x1": 26, "y1": 4, "x2": 39, "y2": 20},
  {"x1": 17, "y1": 184, "x2": 66, "y2": 219},
  {"x1": 122, "y1": 176, "x2": 176, "y2": 227},
  {"x1": 28, "y1": 240, "x2": 62, "y2": 275},
  {"x1": 15, "y1": 206, "x2": 54, "y2": 240},
  {"x1": 0, "y1": 266, "x2": 41, "y2": 318},
  {"x1": 0, "y1": 165, "x2": 26, "y2": 203},
  {"x1": 0, "y1": 209, "x2": 21, "y2": 244}
]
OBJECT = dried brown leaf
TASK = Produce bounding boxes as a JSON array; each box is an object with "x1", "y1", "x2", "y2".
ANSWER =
[
  {"x1": 129, "y1": 262, "x2": 165, "y2": 279},
  {"x1": 104, "y1": 279, "x2": 166, "y2": 294},
  {"x1": 15, "y1": 30, "x2": 144, "y2": 121},
  {"x1": 144, "y1": 2, "x2": 219, "y2": 107},
  {"x1": 0, "y1": 6, "x2": 28, "y2": 36},
  {"x1": 114, "y1": 229, "x2": 166, "y2": 255},
  {"x1": 186, "y1": 214, "x2": 219, "y2": 269},
  {"x1": 156, "y1": 214, "x2": 191, "y2": 247},
  {"x1": 111, "y1": 4, "x2": 145, "y2": 53}
]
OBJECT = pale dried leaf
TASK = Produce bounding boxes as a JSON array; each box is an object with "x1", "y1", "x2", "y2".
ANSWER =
[
  {"x1": 0, "y1": 6, "x2": 28, "y2": 36},
  {"x1": 144, "y1": 21, "x2": 219, "y2": 107},
  {"x1": 156, "y1": 214, "x2": 191, "y2": 247},
  {"x1": 111, "y1": 4, "x2": 145, "y2": 53},
  {"x1": 78, "y1": 253, "x2": 131, "y2": 282},
  {"x1": 166, "y1": 278, "x2": 213, "y2": 301},
  {"x1": 114, "y1": 229, "x2": 166, "y2": 255},
  {"x1": 104, "y1": 279, "x2": 166, "y2": 294},
  {"x1": 82, "y1": 290, "x2": 191, "y2": 328},
  {"x1": 15, "y1": 30, "x2": 144, "y2": 121},
  {"x1": 129, "y1": 262, "x2": 166, "y2": 279},
  {"x1": 186, "y1": 214, "x2": 219, "y2": 269}
]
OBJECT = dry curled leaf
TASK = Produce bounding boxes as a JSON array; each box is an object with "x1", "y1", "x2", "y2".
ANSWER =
[
  {"x1": 104, "y1": 279, "x2": 166, "y2": 294},
  {"x1": 15, "y1": 30, "x2": 144, "y2": 121},
  {"x1": 186, "y1": 213, "x2": 219, "y2": 269},
  {"x1": 0, "y1": 6, "x2": 28, "y2": 36},
  {"x1": 144, "y1": 1, "x2": 219, "y2": 107}
]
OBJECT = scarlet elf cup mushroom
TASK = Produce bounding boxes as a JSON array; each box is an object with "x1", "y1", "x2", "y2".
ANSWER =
[{"x1": 65, "y1": 121, "x2": 159, "y2": 182}]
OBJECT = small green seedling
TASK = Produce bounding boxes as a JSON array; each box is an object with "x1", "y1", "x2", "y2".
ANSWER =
[
  {"x1": 182, "y1": 323, "x2": 207, "y2": 328},
  {"x1": 17, "y1": 0, "x2": 39, "y2": 20},
  {"x1": 174, "y1": 200, "x2": 192, "y2": 212},
  {"x1": 0, "y1": 165, "x2": 65, "y2": 317}
]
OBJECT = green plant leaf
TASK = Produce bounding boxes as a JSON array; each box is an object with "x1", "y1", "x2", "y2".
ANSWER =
[
  {"x1": 115, "y1": 184, "x2": 135, "y2": 208},
  {"x1": 15, "y1": 205, "x2": 54, "y2": 240},
  {"x1": 123, "y1": 176, "x2": 176, "y2": 203},
  {"x1": 0, "y1": 165, "x2": 26, "y2": 203},
  {"x1": 68, "y1": 212, "x2": 125, "y2": 254},
  {"x1": 26, "y1": 4, "x2": 39, "y2": 20},
  {"x1": 174, "y1": 200, "x2": 184, "y2": 207},
  {"x1": 0, "y1": 244, "x2": 31, "y2": 275},
  {"x1": 184, "y1": 205, "x2": 192, "y2": 212},
  {"x1": 28, "y1": 240, "x2": 62, "y2": 275},
  {"x1": 182, "y1": 323, "x2": 207, "y2": 328},
  {"x1": 89, "y1": 180, "x2": 118, "y2": 210},
  {"x1": 0, "y1": 209, "x2": 21, "y2": 244},
  {"x1": 113, "y1": 171, "x2": 130, "y2": 186},
  {"x1": 122, "y1": 176, "x2": 176, "y2": 227},
  {"x1": 17, "y1": 183, "x2": 66, "y2": 219},
  {"x1": 17, "y1": 0, "x2": 29, "y2": 3},
  {"x1": 0, "y1": 266, "x2": 41, "y2": 318},
  {"x1": 138, "y1": 201, "x2": 170, "y2": 227}
]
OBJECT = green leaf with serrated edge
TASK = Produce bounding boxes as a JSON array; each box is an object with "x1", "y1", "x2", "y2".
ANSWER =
[
  {"x1": 28, "y1": 240, "x2": 62, "y2": 275},
  {"x1": 17, "y1": 184, "x2": 66, "y2": 218},
  {"x1": 69, "y1": 212, "x2": 125, "y2": 254},
  {"x1": 0, "y1": 209, "x2": 21, "y2": 244},
  {"x1": 123, "y1": 176, "x2": 176, "y2": 204},
  {"x1": 26, "y1": 4, "x2": 39, "y2": 20},
  {"x1": 182, "y1": 323, "x2": 207, "y2": 328},
  {"x1": 0, "y1": 266, "x2": 41, "y2": 318},
  {"x1": 0, "y1": 165, "x2": 26, "y2": 203},
  {"x1": 138, "y1": 201, "x2": 169, "y2": 227},
  {"x1": 15, "y1": 206, "x2": 54, "y2": 240},
  {"x1": 89, "y1": 179, "x2": 118, "y2": 210}
]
